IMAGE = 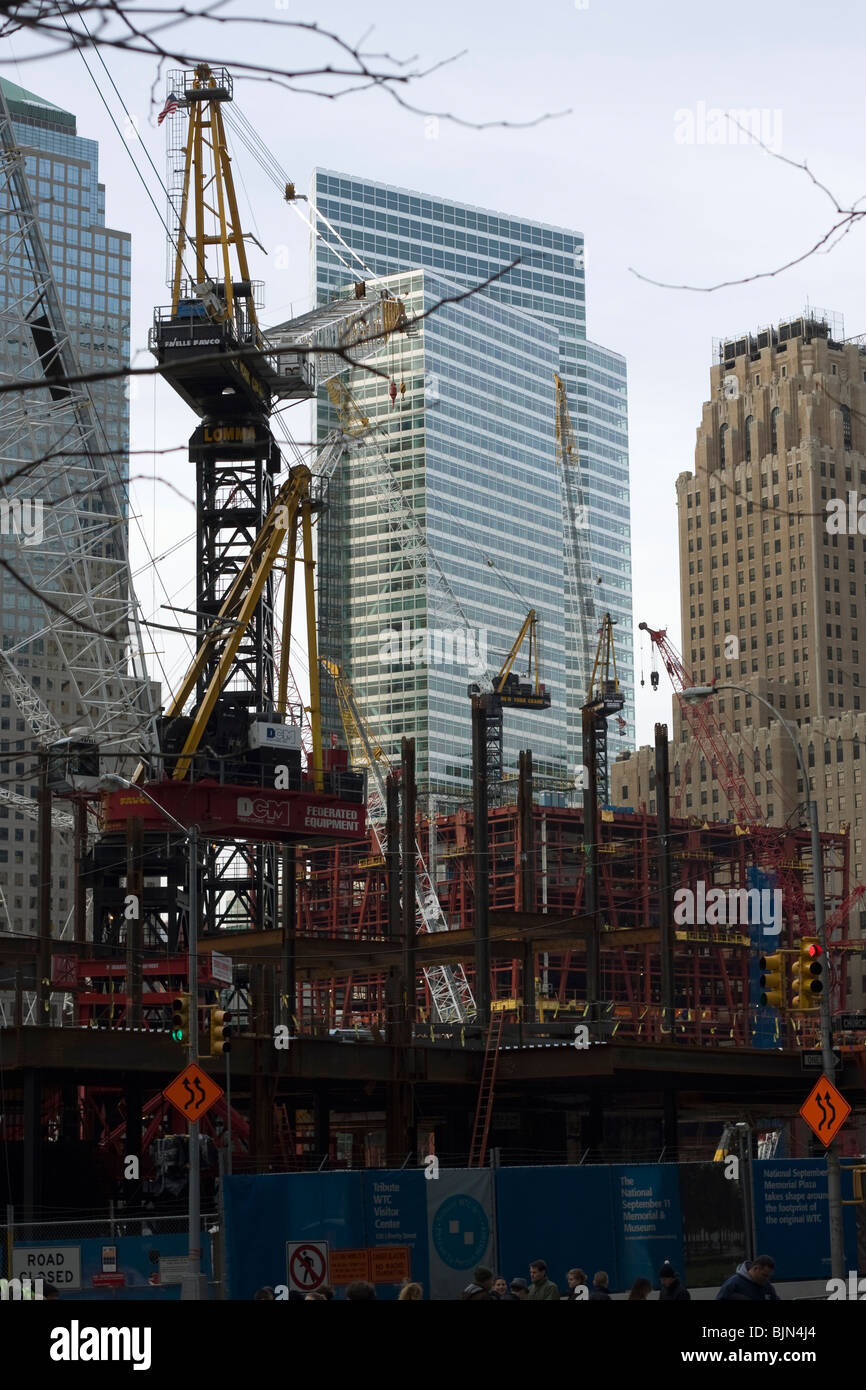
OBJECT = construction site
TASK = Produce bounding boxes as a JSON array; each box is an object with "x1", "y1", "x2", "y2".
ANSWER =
[{"x1": 0, "y1": 56, "x2": 864, "y2": 1276}]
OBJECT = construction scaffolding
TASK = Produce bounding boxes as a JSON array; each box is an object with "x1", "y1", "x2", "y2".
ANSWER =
[{"x1": 291, "y1": 801, "x2": 854, "y2": 1049}]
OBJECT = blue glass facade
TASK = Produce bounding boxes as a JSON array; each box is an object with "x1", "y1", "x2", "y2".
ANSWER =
[
  {"x1": 312, "y1": 168, "x2": 631, "y2": 785},
  {"x1": 0, "y1": 79, "x2": 131, "y2": 934},
  {"x1": 324, "y1": 267, "x2": 565, "y2": 795}
]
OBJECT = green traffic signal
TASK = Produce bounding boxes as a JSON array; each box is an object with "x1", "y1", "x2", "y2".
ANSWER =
[{"x1": 171, "y1": 992, "x2": 191, "y2": 1043}]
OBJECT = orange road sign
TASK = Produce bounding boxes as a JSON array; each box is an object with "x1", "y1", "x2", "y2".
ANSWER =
[
  {"x1": 330, "y1": 1249, "x2": 371, "y2": 1284},
  {"x1": 800, "y1": 1074, "x2": 851, "y2": 1147},
  {"x1": 163, "y1": 1063, "x2": 224, "y2": 1123},
  {"x1": 369, "y1": 1245, "x2": 411, "y2": 1283}
]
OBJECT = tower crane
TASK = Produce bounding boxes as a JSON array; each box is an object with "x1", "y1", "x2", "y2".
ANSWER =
[
  {"x1": 638, "y1": 620, "x2": 866, "y2": 998},
  {"x1": 554, "y1": 373, "x2": 597, "y2": 766},
  {"x1": 583, "y1": 613, "x2": 625, "y2": 804},
  {"x1": 95, "y1": 64, "x2": 388, "y2": 943},
  {"x1": 468, "y1": 609, "x2": 551, "y2": 790},
  {"x1": 323, "y1": 658, "x2": 476, "y2": 1023}
]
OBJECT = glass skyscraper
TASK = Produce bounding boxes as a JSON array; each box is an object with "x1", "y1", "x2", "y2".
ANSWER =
[
  {"x1": 0, "y1": 79, "x2": 131, "y2": 939},
  {"x1": 320, "y1": 266, "x2": 566, "y2": 797},
  {"x1": 312, "y1": 169, "x2": 631, "y2": 794}
]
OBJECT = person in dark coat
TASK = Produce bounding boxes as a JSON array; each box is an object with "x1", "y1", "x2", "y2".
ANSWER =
[
  {"x1": 716, "y1": 1255, "x2": 780, "y2": 1301},
  {"x1": 474, "y1": 1265, "x2": 501, "y2": 1299},
  {"x1": 588, "y1": 1271, "x2": 611, "y2": 1300},
  {"x1": 658, "y1": 1261, "x2": 691, "y2": 1301}
]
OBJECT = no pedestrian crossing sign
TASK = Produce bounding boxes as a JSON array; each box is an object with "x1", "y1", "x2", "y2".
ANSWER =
[{"x1": 286, "y1": 1240, "x2": 329, "y2": 1293}]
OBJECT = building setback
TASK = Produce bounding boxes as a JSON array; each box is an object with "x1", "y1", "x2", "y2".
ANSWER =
[
  {"x1": 0, "y1": 79, "x2": 131, "y2": 941},
  {"x1": 615, "y1": 313, "x2": 866, "y2": 1007},
  {"x1": 310, "y1": 169, "x2": 631, "y2": 790}
]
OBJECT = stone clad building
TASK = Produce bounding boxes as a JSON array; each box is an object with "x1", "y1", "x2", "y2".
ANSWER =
[{"x1": 616, "y1": 313, "x2": 866, "y2": 1006}]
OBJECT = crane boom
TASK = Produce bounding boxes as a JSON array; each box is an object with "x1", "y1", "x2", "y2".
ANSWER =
[
  {"x1": 638, "y1": 622, "x2": 762, "y2": 824},
  {"x1": 639, "y1": 620, "x2": 861, "y2": 995},
  {"x1": 323, "y1": 659, "x2": 477, "y2": 1023},
  {"x1": 554, "y1": 374, "x2": 596, "y2": 702}
]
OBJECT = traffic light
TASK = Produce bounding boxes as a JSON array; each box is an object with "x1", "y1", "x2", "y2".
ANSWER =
[
  {"x1": 791, "y1": 938, "x2": 823, "y2": 1010},
  {"x1": 170, "y1": 992, "x2": 191, "y2": 1044},
  {"x1": 759, "y1": 952, "x2": 785, "y2": 1009},
  {"x1": 210, "y1": 1007, "x2": 232, "y2": 1056}
]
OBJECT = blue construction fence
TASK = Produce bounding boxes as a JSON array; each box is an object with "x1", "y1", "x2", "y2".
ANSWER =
[{"x1": 223, "y1": 1159, "x2": 861, "y2": 1300}]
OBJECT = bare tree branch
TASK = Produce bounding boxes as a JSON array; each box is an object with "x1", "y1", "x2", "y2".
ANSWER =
[
  {"x1": 631, "y1": 112, "x2": 865, "y2": 292},
  {"x1": 0, "y1": 4, "x2": 569, "y2": 131}
]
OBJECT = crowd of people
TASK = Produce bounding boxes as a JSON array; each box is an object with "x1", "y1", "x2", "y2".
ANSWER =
[
  {"x1": 459, "y1": 1258, "x2": 690, "y2": 1300},
  {"x1": 459, "y1": 1255, "x2": 780, "y2": 1301},
  {"x1": 253, "y1": 1253, "x2": 780, "y2": 1301}
]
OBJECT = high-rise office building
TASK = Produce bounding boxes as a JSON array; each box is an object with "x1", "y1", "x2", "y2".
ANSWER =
[
  {"x1": 0, "y1": 79, "x2": 132, "y2": 939},
  {"x1": 310, "y1": 169, "x2": 631, "y2": 791},
  {"x1": 317, "y1": 265, "x2": 567, "y2": 795},
  {"x1": 616, "y1": 312, "x2": 866, "y2": 1004}
]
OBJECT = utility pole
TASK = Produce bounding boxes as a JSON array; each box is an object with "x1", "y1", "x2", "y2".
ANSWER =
[
  {"x1": 37, "y1": 750, "x2": 51, "y2": 1025},
  {"x1": 186, "y1": 821, "x2": 204, "y2": 1298},
  {"x1": 655, "y1": 724, "x2": 675, "y2": 1037},
  {"x1": 809, "y1": 793, "x2": 845, "y2": 1279},
  {"x1": 471, "y1": 698, "x2": 491, "y2": 1025},
  {"x1": 98, "y1": 773, "x2": 206, "y2": 1296},
  {"x1": 682, "y1": 683, "x2": 846, "y2": 1279}
]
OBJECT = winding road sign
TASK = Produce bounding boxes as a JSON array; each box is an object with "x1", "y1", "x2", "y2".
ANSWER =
[
  {"x1": 163, "y1": 1063, "x2": 224, "y2": 1123},
  {"x1": 800, "y1": 1074, "x2": 851, "y2": 1147}
]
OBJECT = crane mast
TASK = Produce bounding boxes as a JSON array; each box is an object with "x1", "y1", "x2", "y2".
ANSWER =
[
  {"x1": 554, "y1": 373, "x2": 597, "y2": 775},
  {"x1": 583, "y1": 613, "x2": 625, "y2": 804}
]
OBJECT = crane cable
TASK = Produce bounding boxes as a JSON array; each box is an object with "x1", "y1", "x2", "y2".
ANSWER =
[
  {"x1": 61, "y1": 8, "x2": 195, "y2": 287},
  {"x1": 222, "y1": 104, "x2": 378, "y2": 284}
]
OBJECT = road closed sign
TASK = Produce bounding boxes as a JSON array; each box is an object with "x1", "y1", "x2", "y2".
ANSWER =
[{"x1": 13, "y1": 1245, "x2": 81, "y2": 1289}]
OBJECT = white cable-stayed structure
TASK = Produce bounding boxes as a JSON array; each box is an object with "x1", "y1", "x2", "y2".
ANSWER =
[{"x1": 0, "y1": 81, "x2": 158, "y2": 758}]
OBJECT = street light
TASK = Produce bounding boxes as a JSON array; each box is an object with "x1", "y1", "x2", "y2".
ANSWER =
[
  {"x1": 681, "y1": 684, "x2": 845, "y2": 1279},
  {"x1": 98, "y1": 773, "x2": 205, "y2": 1299}
]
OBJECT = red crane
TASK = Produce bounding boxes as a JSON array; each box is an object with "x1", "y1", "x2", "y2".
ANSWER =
[{"x1": 638, "y1": 622, "x2": 864, "y2": 999}]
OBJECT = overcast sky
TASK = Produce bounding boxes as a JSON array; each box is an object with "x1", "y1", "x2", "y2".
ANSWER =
[{"x1": 4, "y1": 0, "x2": 865, "y2": 747}]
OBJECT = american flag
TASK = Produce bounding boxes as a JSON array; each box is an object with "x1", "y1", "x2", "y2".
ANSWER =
[{"x1": 157, "y1": 93, "x2": 180, "y2": 126}]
